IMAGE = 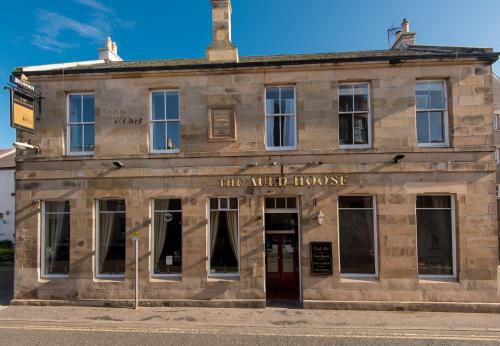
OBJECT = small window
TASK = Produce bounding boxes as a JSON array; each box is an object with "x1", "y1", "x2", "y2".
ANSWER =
[
  {"x1": 415, "y1": 81, "x2": 448, "y2": 146},
  {"x1": 96, "y1": 200, "x2": 126, "y2": 277},
  {"x1": 152, "y1": 199, "x2": 182, "y2": 275},
  {"x1": 493, "y1": 114, "x2": 499, "y2": 130},
  {"x1": 338, "y1": 196, "x2": 377, "y2": 277},
  {"x1": 67, "y1": 93, "x2": 95, "y2": 155},
  {"x1": 416, "y1": 195, "x2": 456, "y2": 278},
  {"x1": 42, "y1": 201, "x2": 70, "y2": 277},
  {"x1": 265, "y1": 86, "x2": 296, "y2": 150},
  {"x1": 264, "y1": 197, "x2": 297, "y2": 210},
  {"x1": 339, "y1": 83, "x2": 370, "y2": 147},
  {"x1": 209, "y1": 197, "x2": 239, "y2": 275},
  {"x1": 151, "y1": 90, "x2": 180, "y2": 153}
]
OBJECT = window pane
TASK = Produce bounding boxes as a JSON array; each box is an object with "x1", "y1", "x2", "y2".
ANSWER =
[
  {"x1": 416, "y1": 196, "x2": 451, "y2": 209},
  {"x1": 83, "y1": 124, "x2": 94, "y2": 152},
  {"x1": 220, "y1": 198, "x2": 228, "y2": 209},
  {"x1": 266, "y1": 87, "x2": 280, "y2": 114},
  {"x1": 276, "y1": 197, "x2": 286, "y2": 209},
  {"x1": 229, "y1": 197, "x2": 238, "y2": 210},
  {"x1": 429, "y1": 111, "x2": 444, "y2": 143},
  {"x1": 429, "y1": 82, "x2": 445, "y2": 109},
  {"x1": 287, "y1": 197, "x2": 297, "y2": 209},
  {"x1": 210, "y1": 210, "x2": 239, "y2": 274},
  {"x1": 153, "y1": 122, "x2": 166, "y2": 151},
  {"x1": 353, "y1": 114, "x2": 368, "y2": 144},
  {"x1": 281, "y1": 115, "x2": 295, "y2": 147},
  {"x1": 69, "y1": 95, "x2": 82, "y2": 122},
  {"x1": 416, "y1": 85, "x2": 429, "y2": 110},
  {"x1": 153, "y1": 209, "x2": 182, "y2": 275},
  {"x1": 210, "y1": 198, "x2": 218, "y2": 210},
  {"x1": 354, "y1": 84, "x2": 369, "y2": 112},
  {"x1": 339, "y1": 208, "x2": 376, "y2": 274},
  {"x1": 69, "y1": 124, "x2": 83, "y2": 152},
  {"x1": 165, "y1": 91, "x2": 179, "y2": 120},
  {"x1": 417, "y1": 208, "x2": 453, "y2": 276},
  {"x1": 99, "y1": 199, "x2": 125, "y2": 212},
  {"x1": 166, "y1": 121, "x2": 180, "y2": 150},
  {"x1": 339, "y1": 85, "x2": 353, "y2": 112},
  {"x1": 98, "y1": 209, "x2": 126, "y2": 275},
  {"x1": 265, "y1": 213, "x2": 297, "y2": 231},
  {"x1": 265, "y1": 198, "x2": 275, "y2": 209},
  {"x1": 44, "y1": 201, "x2": 70, "y2": 275},
  {"x1": 339, "y1": 196, "x2": 373, "y2": 209},
  {"x1": 82, "y1": 95, "x2": 95, "y2": 122},
  {"x1": 339, "y1": 114, "x2": 353, "y2": 145},
  {"x1": 416, "y1": 111, "x2": 430, "y2": 144},
  {"x1": 152, "y1": 92, "x2": 165, "y2": 120},
  {"x1": 266, "y1": 116, "x2": 280, "y2": 147},
  {"x1": 280, "y1": 87, "x2": 295, "y2": 114}
]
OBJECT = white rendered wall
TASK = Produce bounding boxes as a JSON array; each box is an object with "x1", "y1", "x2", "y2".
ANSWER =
[{"x1": 0, "y1": 170, "x2": 15, "y2": 241}]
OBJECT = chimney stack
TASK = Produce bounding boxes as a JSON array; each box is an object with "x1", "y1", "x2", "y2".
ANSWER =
[
  {"x1": 391, "y1": 18, "x2": 416, "y2": 50},
  {"x1": 99, "y1": 36, "x2": 123, "y2": 62},
  {"x1": 206, "y1": 0, "x2": 238, "y2": 63}
]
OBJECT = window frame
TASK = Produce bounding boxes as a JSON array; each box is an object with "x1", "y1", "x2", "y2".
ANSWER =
[
  {"x1": 337, "y1": 195, "x2": 378, "y2": 278},
  {"x1": 95, "y1": 199, "x2": 126, "y2": 279},
  {"x1": 40, "y1": 200, "x2": 71, "y2": 279},
  {"x1": 149, "y1": 89, "x2": 181, "y2": 154},
  {"x1": 150, "y1": 198, "x2": 183, "y2": 278},
  {"x1": 338, "y1": 82, "x2": 372, "y2": 149},
  {"x1": 66, "y1": 92, "x2": 95, "y2": 156},
  {"x1": 207, "y1": 197, "x2": 240, "y2": 278},
  {"x1": 415, "y1": 80, "x2": 449, "y2": 148},
  {"x1": 496, "y1": 148, "x2": 500, "y2": 164},
  {"x1": 264, "y1": 85, "x2": 297, "y2": 151},
  {"x1": 416, "y1": 195, "x2": 457, "y2": 280},
  {"x1": 493, "y1": 113, "x2": 499, "y2": 131}
]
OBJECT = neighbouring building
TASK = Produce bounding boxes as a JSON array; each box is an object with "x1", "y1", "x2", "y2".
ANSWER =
[
  {"x1": 0, "y1": 148, "x2": 15, "y2": 242},
  {"x1": 12, "y1": 1, "x2": 500, "y2": 311}
]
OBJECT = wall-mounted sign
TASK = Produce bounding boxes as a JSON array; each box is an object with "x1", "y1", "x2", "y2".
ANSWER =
[
  {"x1": 208, "y1": 106, "x2": 236, "y2": 141},
  {"x1": 310, "y1": 242, "x2": 333, "y2": 275},
  {"x1": 219, "y1": 175, "x2": 348, "y2": 188},
  {"x1": 11, "y1": 91, "x2": 35, "y2": 133}
]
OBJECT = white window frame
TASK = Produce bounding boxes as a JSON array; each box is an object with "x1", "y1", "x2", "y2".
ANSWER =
[
  {"x1": 496, "y1": 148, "x2": 500, "y2": 164},
  {"x1": 151, "y1": 198, "x2": 182, "y2": 278},
  {"x1": 40, "y1": 201, "x2": 70, "y2": 279},
  {"x1": 95, "y1": 199, "x2": 126, "y2": 279},
  {"x1": 207, "y1": 197, "x2": 240, "y2": 277},
  {"x1": 66, "y1": 92, "x2": 95, "y2": 156},
  {"x1": 337, "y1": 195, "x2": 378, "y2": 278},
  {"x1": 338, "y1": 82, "x2": 372, "y2": 149},
  {"x1": 415, "y1": 80, "x2": 449, "y2": 147},
  {"x1": 265, "y1": 85, "x2": 297, "y2": 151},
  {"x1": 416, "y1": 195, "x2": 457, "y2": 280},
  {"x1": 150, "y1": 89, "x2": 181, "y2": 154},
  {"x1": 493, "y1": 113, "x2": 499, "y2": 131}
]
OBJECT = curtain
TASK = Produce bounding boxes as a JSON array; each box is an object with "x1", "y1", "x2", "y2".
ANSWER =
[
  {"x1": 282, "y1": 115, "x2": 295, "y2": 147},
  {"x1": 154, "y1": 200, "x2": 169, "y2": 266},
  {"x1": 225, "y1": 210, "x2": 239, "y2": 260},
  {"x1": 210, "y1": 211, "x2": 220, "y2": 257},
  {"x1": 47, "y1": 202, "x2": 66, "y2": 273},
  {"x1": 99, "y1": 211, "x2": 115, "y2": 272},
  {"x1": 266, "y1": 116, "x2": 275, "y2": 147}
]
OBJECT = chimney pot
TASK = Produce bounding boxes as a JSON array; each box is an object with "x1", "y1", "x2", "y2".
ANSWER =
[
  {"x1": 99, "y1": 36, "x2": 123, "y2": 62},
  {"x1": 402, "y1": 18, "x2": 410, "y2": 33},
  {"x1": 112, "y1": 41, "x2": 118, "y2": 54}
]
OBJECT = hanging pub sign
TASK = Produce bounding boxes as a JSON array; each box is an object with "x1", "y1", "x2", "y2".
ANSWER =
[
  {"x1": 5, "y1": 75, "x2": 42, "y2": 134},
  {"x1": 310, "y1": 242, "x2": 333, "y2": 275}
]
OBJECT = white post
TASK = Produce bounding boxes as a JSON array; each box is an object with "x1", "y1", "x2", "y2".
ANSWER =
[{"x1": 133, "y1": 236, "x2": 139, "y2": 310}]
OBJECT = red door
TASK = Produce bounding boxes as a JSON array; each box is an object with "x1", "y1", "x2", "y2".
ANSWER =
[{"x1": 265, "y1": 233, "x2": 298, "y2": 300}]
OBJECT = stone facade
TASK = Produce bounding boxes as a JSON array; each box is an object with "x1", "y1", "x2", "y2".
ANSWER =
[{"x1": 12, "y1": 57, "x2": 500, "y2": 310}]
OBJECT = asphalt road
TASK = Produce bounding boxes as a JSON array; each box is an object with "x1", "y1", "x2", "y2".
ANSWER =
[{"x1": 0, "y1": 326, "x2": 499, "y2": 346}]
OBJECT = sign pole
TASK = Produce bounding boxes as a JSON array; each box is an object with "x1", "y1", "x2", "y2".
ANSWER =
[{"x1": 132, "y1": 231, "x2": 140, "y2": 310}]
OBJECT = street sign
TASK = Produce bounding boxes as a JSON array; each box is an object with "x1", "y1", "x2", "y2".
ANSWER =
[
  {"x1": 132, "y1": 231, "x2": 140, "y2": 241},
  {"x1": 11, "y1": 91, "x2": 35, "y2": 133}
]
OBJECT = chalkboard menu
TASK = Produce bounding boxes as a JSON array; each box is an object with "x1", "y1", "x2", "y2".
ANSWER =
[{"x1": 310, "y1": 242, "x2": 333, "y2": 275}]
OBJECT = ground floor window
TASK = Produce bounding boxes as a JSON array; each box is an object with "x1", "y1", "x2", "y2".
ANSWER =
[
  {"x1": 153, "y1": 199, "x2": 182, "y2": 275},
  {"x1": 338, "y1": 196, "x2": 377, "y2": 276},
  {"x1": 416, "y1": 195, "x2": 455, "y2": 278},
  {"x1": 96, "y1": 200, "x2": 126, "y2": 277},
  {"x1": 42, "y1": 201, "x2": 70, "y2": 276},
  {"x1": 209, "y1": 197, "x2": 239, "y2": 275}
]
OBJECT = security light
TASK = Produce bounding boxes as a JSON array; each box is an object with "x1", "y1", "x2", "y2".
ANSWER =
[
  {"x1": 112, "y1": 161, "x2": 124, "y2": 169},
  {"x1": 392, "y1": 154, "x2": 406, "y2": 164}
]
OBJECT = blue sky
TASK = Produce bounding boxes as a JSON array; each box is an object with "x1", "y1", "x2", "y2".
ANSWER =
[{"x1": 1, "y1": 0, "x2": 499, "y2": 148}]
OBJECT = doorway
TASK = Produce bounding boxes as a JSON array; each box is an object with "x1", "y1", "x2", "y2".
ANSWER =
[{"x1": 264, "y1": 197, "x2": 299, "y2": 303}]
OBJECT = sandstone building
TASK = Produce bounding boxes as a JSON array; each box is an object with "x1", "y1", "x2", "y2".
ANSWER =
[{"x1": 12, "y1": 1, "x2": 500, "y2": 311}]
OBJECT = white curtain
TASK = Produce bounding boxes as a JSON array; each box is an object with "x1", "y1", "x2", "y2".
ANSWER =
[
  {"x1": 210, "y1": 211, "x2": 220, "y2": 257},
  {"x1": 154, "y1": 200, "x2": 169, "y2": 266},
  {"x1": 266, "y1": 116, "x2": 276, "y2": 147},
  {"x1": 47, "y1": 202, "x2": 67, "y2": 273},
  {"x1": 282, "y1": 115, "x2": 295, "y2": 147},
  {"x1": 225, "y1": 210, "x2": 239, "y2": 260},
  {"x1": 99, "y1": 212, "x2": 115, "y2": 272}
]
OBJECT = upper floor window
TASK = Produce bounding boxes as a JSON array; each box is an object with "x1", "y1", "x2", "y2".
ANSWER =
[
  {"x1": 415, "y1": 81, "x2": 448, "y2": 146},
  {"x1": 339, "y1": 83, "x2": 370, "y2": 148},
  {"x1": 67, "y1": 93, "x2": 95, "y2": 155},
  {"x1": 151, "y1": 90, "x2": 180, "y2": 153},
  {"x1": 265, "y1": 86, "x2": 296, "y2": 150}
]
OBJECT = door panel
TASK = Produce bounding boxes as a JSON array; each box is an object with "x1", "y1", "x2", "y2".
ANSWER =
[{"x1": 265, "y1": 232, "x2": 298, "y2": 300}]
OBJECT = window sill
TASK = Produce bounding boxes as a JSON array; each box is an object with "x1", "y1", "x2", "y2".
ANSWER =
[
  {"x1": 94, "y1": 276, "x2": 125, "y2": 282},
  {"x1": 265, "y1": 146, "x2": 297, "y2": 152},
  {"x1": 416, "y1": 143, "x2": 449, "y2": 148},
  {"x1": 150, "y1": 150, "x2": 180, "y2": 154},
  {"x1": 340, "y1": 276, "x2": 379, "y2": 283},
  {"x1": 39, "y1": 275, "x2": 69, "y2": 283},
  {"x1": 65, "y1": 152, "x2": 94, "y2": 157},
  {"x1": 339, "y1": 145, "x2": 371, "y2": 150},
  {"x1": 418, "y1": 277, "x2": 458, "y2": 284},
  {"x1": 207, "y1": 275, "x2": 240, "y2": 282},
  {"x1": 150, "y1": 275, "x2": 181, "y2": 283}
]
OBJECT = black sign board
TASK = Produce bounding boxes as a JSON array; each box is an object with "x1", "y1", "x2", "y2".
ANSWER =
[{"x1": 310, "y1": 242, "x2": 333, "y2": 275}]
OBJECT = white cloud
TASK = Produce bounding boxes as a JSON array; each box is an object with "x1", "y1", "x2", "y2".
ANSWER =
[{"x1": 74, "y1": 0, "x2": 114, "y2": 14}]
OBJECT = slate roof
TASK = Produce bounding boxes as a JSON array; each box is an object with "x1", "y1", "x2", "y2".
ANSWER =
[
  {"x1": 16, "y1": 45, "x2": 499, "y2": 77},
  {"x1": 0, "y1": 149, "x2": 15, "y2": 169}
]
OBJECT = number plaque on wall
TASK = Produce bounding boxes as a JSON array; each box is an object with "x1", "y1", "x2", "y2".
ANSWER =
[
  {"x1": 310, "y1": 242, "x2": 333, "y2": 276},
  {"x1": 208, "y1": 106, "x2": 236, "y2": 141}
]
